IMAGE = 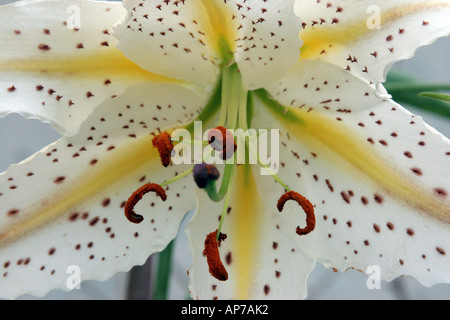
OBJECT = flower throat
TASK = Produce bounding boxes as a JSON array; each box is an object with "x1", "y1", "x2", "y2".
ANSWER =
[{"x1": 124, "y1": 63, "x2": 316, "y2": 282}]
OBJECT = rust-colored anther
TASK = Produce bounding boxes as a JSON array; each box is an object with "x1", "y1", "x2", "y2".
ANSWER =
[
  {"x1": 124, "y1": 183, "x2": 167, "y2": 224},
  {"x1": 152, "y1": 132, "x2": 174, "y2": 167},
  {"x1": 277, "y1": 191, "x2": 316, "y2": 236},
  {"x1": 203, "y1": 230, "x2": 228, "y2": 281},
  {"x1": 207, "y1": 126, "x2": 237, "y2": 160}
]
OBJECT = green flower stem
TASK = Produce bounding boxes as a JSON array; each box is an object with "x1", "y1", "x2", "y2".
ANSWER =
[{"x1": 152, "y1": 240, "x2": 174, "y2": 300}]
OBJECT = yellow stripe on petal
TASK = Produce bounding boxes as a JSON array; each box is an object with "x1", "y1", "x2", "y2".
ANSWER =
[
  {"x1": 299, "y1": 1, "x2": 450, "y2": 60},
  {"x1": 198, "y1": 0, "x2": 237, "y2": 60},
  {"x1": 280, "y1": 108, "x2": 450, "y2": 224},
  {"x1": 228, "y1": 165, "x2": 263, "y2": 299},
  {"x1": 0, "y1": 48, "x2": 182, "y2": 85},
  {"x1": 0, "y1": 133, "x2": 159, "y2": 246}
]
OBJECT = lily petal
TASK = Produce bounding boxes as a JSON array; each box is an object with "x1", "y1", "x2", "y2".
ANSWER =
[
  {"x1": 187, "y1": 165, "x2": 315, "y2": 300},
  {"x1": 231, "y1": 0, "x2": 303, "y2": 90},
  {"x1": 114, "y1": 0, "x2": 302, "y2": 90},
  {"x1": 295, "y1": 0, "x2": 450, "y2": 86},
  {"x1": 0, "y1": 82, "x2": 206, "y2": 299},
  {"x1": 0, "y1": 0, "x2": 176, "y2": 136},
  {"x1": 262, "y1": 60, "x2": 450, "y2": 287},
  {"x1": 114, "y1": 0, "x2": 229, "y2": 89}
]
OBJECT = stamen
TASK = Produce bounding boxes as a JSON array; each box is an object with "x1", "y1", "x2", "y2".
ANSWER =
[
  {"x1": 207, "y1": 126, "x2": 237, "y2": 160},
  {"x1": 152, "y1": 132, "x2": 174, "y2": 167},
  {"x1": 203, "y1": 230, "x2": 228, "y2": 281},
  {"x1": 124, "y1": 183, "x2": 167, "y2": 224},
  {"x1": 277, "y1": 191, "x2": 316, "y2": 236}
]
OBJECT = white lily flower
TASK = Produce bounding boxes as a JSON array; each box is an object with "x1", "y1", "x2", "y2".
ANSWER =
[{"x1": 0, "y1": 0, "x2": 449, "y2": 300}]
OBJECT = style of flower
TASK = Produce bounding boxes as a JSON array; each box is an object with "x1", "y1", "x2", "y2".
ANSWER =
[{"x1": 0, "y1": 0, "x2": 449, "y2": 300}]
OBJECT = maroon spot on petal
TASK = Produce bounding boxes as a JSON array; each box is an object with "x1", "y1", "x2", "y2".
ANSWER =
[
  {"x1": 89, "y1": 216, "x2": 100, "y2": 226},
  {"x1": 434, "y1": 188, "x2": 447, "y2": 197},
  {"x1": 7, "y1": 209, "x2": 19, "y2": 216},
  {"x1": 340, "y1": 191, "x2": 350, "y2": 204},
  {"x1": 436, "y1": 247, "x2": 446, "y2": 255},
  {"x1": 373, "y1": 224, "x2": 380, "y2": 233},
  {"x1": 373, "y1": 194, "x2": 383, "y2": 204},
  {"x1": 38, "y1": 44, "x2": 51, "y2": 51},
  {"x1": 325, "y1": 179, "x2": 334, "y2": 192},
  {"x1": 264, "y1": 285, "x2": 270, "y2": 295},
  {"x1": 225, "y1": 252, "x2": 232, "y2": 265},
  {"x1": 102, "y1": 198, "x2": 111, "y2": 207},
  {"x1": 69, "y1": 212, "x2": 79, "y2": 221},
  {"x1": 361, "y1": 196, "x2": 368, "y2": 205},
  {"x1": 54, "y1": 176, "x2": 66, "y2": 184},
  {"x1": 404, "y1": 151, "x2": 413, "y2": 158}
]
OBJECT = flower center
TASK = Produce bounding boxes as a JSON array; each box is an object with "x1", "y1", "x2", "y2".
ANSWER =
[
  {"x1": 123, "y1": 63, "x2": 316, "y2": 282},
  {"x1": 218, "y1": 63, "x2": 249, "y2": 131}
]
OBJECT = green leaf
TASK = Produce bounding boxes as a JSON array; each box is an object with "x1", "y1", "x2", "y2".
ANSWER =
[
  {"x1": 385, "y1": 69, "x2": 450, "y2": 119},
  {"x1": 418, "y1": 92, "x2": 450, "y2": 102},
  {"x1": 152, "y1": 241, "x2": 174, "y2": 300}
]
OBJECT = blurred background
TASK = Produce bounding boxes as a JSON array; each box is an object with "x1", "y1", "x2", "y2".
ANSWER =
[{"x1": 0, "y1": 0, "x2": 449, "y2": 300}]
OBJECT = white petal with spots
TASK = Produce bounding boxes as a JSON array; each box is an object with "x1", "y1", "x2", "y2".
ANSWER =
[
  {"x1": 295, "y1": 0, "x2": 450, "y2": 85},
  {"x1": 257, "y1": 60, "x2": 450, "y2": 287},
  {"x1": 114, "y1": 0, "x2": 226, "y2": 90},
  {"x1": 0, "y1": 82, "x2": 206, "y2": 299},
  {"x1": 187, "y1": 166, "x2": 315, "y2": 300},
  {"x1": 231, "y1": 0, "x2": 303, "y2": 90},
  {"x1": 0, "y1": 0, "x2": 166, "y2": 136},
  {"x1": 114, "y1": 0, "x2": 302, "y2": 90}
]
